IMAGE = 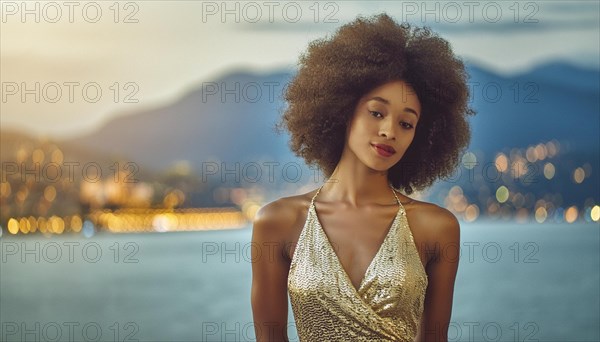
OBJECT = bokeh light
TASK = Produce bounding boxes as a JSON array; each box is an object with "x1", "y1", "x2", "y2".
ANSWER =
[
  {"x1": 495, "y1": 153, "x2": 508, "y2": 173},
  {"x1": 564, "y1": 206, "x2": 579, "y2": 223},
  {"x1": 462, "y1": 151, "x2": 477, "y2": 169},
  {"x1": 573, "y1": 167, "x2": 585, "y2": 184},
  {"x1": 496, "y1": 186, "x2": 509, "y2": 203},
  {"x1": 544, "y1": 162, "x2": 556, "y2": 179},
  {"x1": 535, "y1": 207, "x2": 548, "y2": 223},
  {"x1": 591, "y1": 205, "x2": 600, "y2": 222}
]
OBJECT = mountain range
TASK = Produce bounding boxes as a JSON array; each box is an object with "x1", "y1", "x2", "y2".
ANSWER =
[{"x1": 54, "y1": 61, "x2": 598, "y2": 170}]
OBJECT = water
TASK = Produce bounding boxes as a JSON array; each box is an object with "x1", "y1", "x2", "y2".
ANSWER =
[{"x1": 1, "y1": 222, "x2": 598, "y2": 342}]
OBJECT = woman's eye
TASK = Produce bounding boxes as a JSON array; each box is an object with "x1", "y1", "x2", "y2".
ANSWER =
[
  {"x1": 370, "y1": 111, "x2": 383, "y2": 118},
  {"x1": 400, "y1": 122, "x2": 414, "y2": 129}
]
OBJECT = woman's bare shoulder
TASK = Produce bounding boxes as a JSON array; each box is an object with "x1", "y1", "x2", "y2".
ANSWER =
[
  {"x1": 252, "y1": 189, "x2": 316, "y2": 238},
  {"x1": 393, "y1": 191, "x2": 460, "y2": 242}
]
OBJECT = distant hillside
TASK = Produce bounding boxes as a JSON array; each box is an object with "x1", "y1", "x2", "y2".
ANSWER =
[
  {"x1": 465, "y1": 61, "x2": 599, "y2": 154},
  {"x1": 58, "y1": 70, "x2": 299, "y2": 174},
  {"x1": 54, "y1": 61, "x2": 598, "y2": 174}
]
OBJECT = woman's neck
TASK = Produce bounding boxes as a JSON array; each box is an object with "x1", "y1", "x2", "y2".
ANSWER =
[{"x1": 321, "y1": 165, "x2": 395, "y2": 208}]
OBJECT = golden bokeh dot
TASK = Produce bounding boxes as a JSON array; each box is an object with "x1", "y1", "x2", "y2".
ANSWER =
[
  {"x1": 32, "y1": 148, "x2": 45, "y2": 163},
  {"x1": 495, "y1": 154, "x2": 508, "y2": 172},
  {"x1": 535, "y1": 143, "x2": 547, "y2": 160},
  {"x1": 464, "y1": 204, "x2": 479, "y2": 222},
  {"x1": 19, "y1": 217, "x2": 30, "y2": 234},
  {"x1": 28, "y1": 216, "x2": 37, "y2": 233},
  {"x1": 564, "y1": 206, "x2": 579, "y2": 223},
  {"x1": 71, "y1": 215, "x2": 83, "y2": 232},
  {"x1": 8, "y1": 218, "x2": 19, "y2": 234},
  {"x1": 543, "y1": 163, "x2": 555, "y2": 179},
  {"x1": 573, "y1": 167, "x2": 585, "y2": 184},
  {"x1": 591, "y1": 205, "x2": 600, "y2": 222},
  {"x1": 49, "y1": 216, "x2": 65, "y2": 234},
  {"x1": 16, "y1": 148, "x2": 29, "y2": 163},
  {"x1": 44, "y1": 185, "x2": 57, "y2": 202},
  {"x1": 525, "y1": 146, "x2": 537, "y2": 163},
  {"x1": 51, "y1": 149, "x2": 64, "y2": 164},
  {"x1": 535, "y1": 207, "x2": 548, "y2": 223}
]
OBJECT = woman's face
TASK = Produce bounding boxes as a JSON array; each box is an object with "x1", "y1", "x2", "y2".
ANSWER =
[{"x1": 345, "y1": 79, "x2": 421, "y2": 172}]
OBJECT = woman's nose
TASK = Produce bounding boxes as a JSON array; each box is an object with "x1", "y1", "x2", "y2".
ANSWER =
[{"x1": 379, "y1": 118, "x2": 395, "y2": 139}]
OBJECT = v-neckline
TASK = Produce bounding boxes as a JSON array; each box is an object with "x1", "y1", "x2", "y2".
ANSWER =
[{"x1": 310, "y1": 186, "x2": 403, "y2": 294}]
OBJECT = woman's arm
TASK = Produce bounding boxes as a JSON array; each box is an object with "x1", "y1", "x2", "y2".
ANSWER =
[
  {"x1": 415, "y1": 208, "x2": 461, "y2": 342},
  {"x1": 251, "y1": 200, "x2": 293, "y2": 342}
]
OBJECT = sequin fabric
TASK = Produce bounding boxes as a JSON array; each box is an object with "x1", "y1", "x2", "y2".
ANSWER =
[{"x1": 287, "y1": 183, "x2": 428, "y2": 341}]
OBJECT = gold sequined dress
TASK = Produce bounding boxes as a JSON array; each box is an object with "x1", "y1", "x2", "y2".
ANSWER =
[{"x1": 287, "y1": 183, "x2": 428, "y2": 341}]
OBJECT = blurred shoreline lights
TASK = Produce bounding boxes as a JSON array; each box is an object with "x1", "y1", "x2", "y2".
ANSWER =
[
  {"x1": 1, "y1": 136, "x2": 598, "y2": 235},
  {"x1": 4, "y1": 208, "x2": 248, "y2": 235},
  {"x1": 96, "y1": 207, "x2": 248, "y2": 233},
  {"x1": 442, "y1": 139, "x2": 597, "y2": 224}
]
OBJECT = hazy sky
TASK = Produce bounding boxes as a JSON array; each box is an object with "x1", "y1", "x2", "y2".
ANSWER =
[{"x1": 1, "y1": 1, "x2": 598, "y2": 138}]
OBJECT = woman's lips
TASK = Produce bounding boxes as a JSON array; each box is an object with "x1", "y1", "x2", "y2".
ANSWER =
[{"x1": 372, "y1": 144, "x2": 395, "y2": 157}]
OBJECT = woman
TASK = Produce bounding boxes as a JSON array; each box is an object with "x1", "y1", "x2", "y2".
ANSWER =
[{"x1": 251, "y1": 13, "x2": 475, "y2": 342}]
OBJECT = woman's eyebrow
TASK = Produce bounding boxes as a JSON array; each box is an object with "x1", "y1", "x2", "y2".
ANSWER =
[
  {"x1": 368, "y1": 96, "x2": 420, "y2": 118},
  {"x1": 404, "y1": 108, "x2": 420, "y2": 119},
  {"x1": 368, "y1": 96, "x2": 390, "y2": 105}
]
